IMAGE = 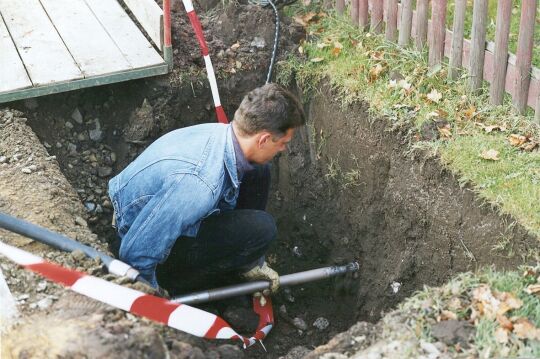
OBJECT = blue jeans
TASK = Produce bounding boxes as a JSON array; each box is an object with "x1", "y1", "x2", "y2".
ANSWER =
[{"x1": 156, "y1": 164, "x2": 275, "y2": 292}]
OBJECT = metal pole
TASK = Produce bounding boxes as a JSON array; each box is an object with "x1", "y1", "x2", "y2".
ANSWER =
[
  {"x1": 0, "y1": 212, "x2": 143, "y2": 283},
  {"x1": 172, "y1": 262, "x2": 359, "y2": 305},
  {"x1": 163, "y1": 0, "x2": 173, "y2": 70}
]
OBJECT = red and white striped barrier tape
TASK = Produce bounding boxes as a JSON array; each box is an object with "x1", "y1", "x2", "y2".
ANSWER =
[
  {"x1": 0, "y1": 241, "x2": 273, "y2": 348},
  {"x1": 182, "y1": 0, "x2": 229, "y2": 124}
]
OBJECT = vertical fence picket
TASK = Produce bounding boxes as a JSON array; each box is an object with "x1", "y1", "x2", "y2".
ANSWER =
[
  {"x1": 398, "y1": 0, "x2": 413, "y2": 46},
  {"x1": 448, "y1": 0, "x2": 467, "y2": 80},
  {"x1": 370, "y1": 0, "x2": 383, "y2": 33},
  {"x1": 359, "y1": 0, "x2": 369, "y2": 29},
  {"x1": 513, "y1": 0, "x2": 537, "y2": 114},
  {"x1": 351, "y1": 0, "x2": 359, "y2": 26},
  {"x1": 415, "y1": 0, "x2": 429, "y2": 49},
  {"x1": 385, "y1": 0, "x2": 398, "y2": 41},
  {"x1": 429, "y1": 0, "x2": 447, "y2": 68},
  {"x1": 336, "y1": 0, "x2": 345, "y2": 16},
  {"x1": 489, "y1": 0, "x2": 512, "y2": 105},
  {"x1": 536, "y1": 94, "x2": 540, "y2": 123},
  {"x1": 469, "y1": 0, "x2": 488, "y2": 90}
]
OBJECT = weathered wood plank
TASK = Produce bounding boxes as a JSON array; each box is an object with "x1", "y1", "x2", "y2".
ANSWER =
[
  {"x1": 398, "y1": 0, "x2": 412, "y2": 46},
  {"x1": 489, "y1": 0, "x2": 512, "y2": 105},
  {"x1": 385, "y1": 0, "x2": 398, "y2": 41},
  {"x1": 122, "y1": 0, "x2": 163, "y2": 50},
  {"x1": 359, "y1": 0, "x2": 369, "y2": 29},
  {"x1": 428, "y1": 0, "x2": 447, "y2": 68},
  {"x1": 448, "y1": 0, "x2": 466, "y2": 80},
  {"x1": 403, "y1": 3, "x2": 539, "y2": 111},
  {"x1": 370, "y1": 0, "x2": 383, "y2": 33},
  {"x1": 469, "y1": 0, "x2": 488, "y2": 90},
  {"x1": 351, "y1": 0, "x2": 359, "y2": 26},
  {"x1": 0, "y1": 15, "x2": 32, "y2": 93},
  {"x1": 415, "y1": 0, "x2": 429, "y2": 49},
  {"x1": 40, "y1": 0, "x2": 131, "y2": 77},
  {"x1": 536, "y1": 93, "x2": 540, "y2": 123},
  {"x1": 0, "y1": 63, "x2": 169, "y2": 104},
  {"x1": 336, "y1": 0, "x2": 345, "y2": 16},
  {"x1": 0, "y1": 0, "x2": 83, "y2": 86},
  {"x1": 513, "y1": 0, "x2": 537, "y2": 113},
  {"x1": 84, "y1": 0, "x2": 164, "y2": 69}
]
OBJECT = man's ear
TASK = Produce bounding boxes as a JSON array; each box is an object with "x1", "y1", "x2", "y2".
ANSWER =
[{"x1": 257, "y1": 132, "x2": 272, "y2": 148}]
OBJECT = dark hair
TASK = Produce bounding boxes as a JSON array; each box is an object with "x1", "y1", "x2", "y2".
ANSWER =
[{"x1": 233, "y1": 83, "x2": 306, "y2": 137}]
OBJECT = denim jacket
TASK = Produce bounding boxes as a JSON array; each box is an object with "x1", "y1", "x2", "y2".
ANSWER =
[{"x1": 108, "y1": 123, "x2": 240, "y2": 286}]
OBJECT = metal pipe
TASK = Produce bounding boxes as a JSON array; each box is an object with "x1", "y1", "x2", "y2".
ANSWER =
[
  {"x1": 0, "y1": 212, "x2": 143, "y2": 282},
  {"x1": 172, "y1": 262, "x2": 359, "y2": 305}
]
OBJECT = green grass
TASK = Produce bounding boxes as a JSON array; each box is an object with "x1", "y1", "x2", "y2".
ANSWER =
[
  {"x1": 441, "y1": 134, "x2": 540, "y2": 236},
  {"x1": 446, "y1": 0, "x2": 540, "y2": 68},
  {"x1": 278, "y1": 5, "x2": 540, "y2": 238}
]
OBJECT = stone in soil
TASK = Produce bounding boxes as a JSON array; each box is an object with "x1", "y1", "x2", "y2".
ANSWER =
[{"x1": 431, "y1": 319, "x2": 474, "y2": 347}]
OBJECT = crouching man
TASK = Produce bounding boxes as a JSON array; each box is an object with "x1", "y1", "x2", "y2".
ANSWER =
[{"x1": 108, "y1": 83, "x2": 305, "y2": 295}]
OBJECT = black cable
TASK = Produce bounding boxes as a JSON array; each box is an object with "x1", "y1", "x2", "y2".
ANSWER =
[{"x1": 266, "y1": 0, "x2": 280, "y2": 84}]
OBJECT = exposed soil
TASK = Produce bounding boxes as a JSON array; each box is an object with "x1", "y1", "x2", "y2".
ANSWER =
[
  {"x1": 273, "y1": 83, "x2": 539, "y2": 326},
  {"x1": 1, "y1": 1, "x2": 539, "y2": 359}
]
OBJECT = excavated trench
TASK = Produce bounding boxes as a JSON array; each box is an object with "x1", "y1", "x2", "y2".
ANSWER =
[{"x1": 7, "y1": 72, "x2": 539, "y2": 358}]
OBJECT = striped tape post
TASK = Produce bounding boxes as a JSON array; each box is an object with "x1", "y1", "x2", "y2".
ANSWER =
[
  {"x1": 0, "y1": 241, "x2": 273, "y2": 348},
  {"x1": 182, "y1": 0, "x2": 228, "y2": 124}
]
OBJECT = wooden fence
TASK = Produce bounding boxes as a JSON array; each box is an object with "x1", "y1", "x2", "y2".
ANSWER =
[{"x1": 336, "y1": 0, "x2": 540, "y2": 122}]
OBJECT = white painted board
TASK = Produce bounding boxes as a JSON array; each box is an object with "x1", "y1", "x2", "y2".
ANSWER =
[
  {"x1": 123, "y1": 0, "x2": 163, "y2": 50},
  {"x1": 85, "y1": 0, "x2": 164, "y2": 69},
  {"x1": 40, "y1": 0, "x2": 132, "y2": 77},
  {"x1": 0, "y1": 0, "x2": 83, "y2": 86},
  {"x1": 0, "y1": 15, "x2": 32, "y2": 93}
]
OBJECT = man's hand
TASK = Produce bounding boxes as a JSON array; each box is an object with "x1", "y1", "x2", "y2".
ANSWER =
[{"x1": 241, "y1": 261, "x2": 280, "y2": 294}]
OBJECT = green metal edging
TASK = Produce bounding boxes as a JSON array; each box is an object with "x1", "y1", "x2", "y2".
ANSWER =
[{"x1": 0, "y1": 63, "x2": 170, "y2": 104}]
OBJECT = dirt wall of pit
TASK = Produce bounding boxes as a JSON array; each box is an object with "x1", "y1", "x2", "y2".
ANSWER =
[{"x1": 271, "y1": 82, "x2": 539, "y2": 323}]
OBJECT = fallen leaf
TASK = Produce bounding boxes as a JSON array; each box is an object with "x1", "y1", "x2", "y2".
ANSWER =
[
  {"x1": 525, "y1": 283, "x2": 540, "y2": 296},
  {"x1": 438, "y1": 125, "x2": 452, "y2": 139},
  {"x1": 513, "y1": 318, "x2": 540, "y2": 340},
  {"x1": 235, "y1": 60, "x2": 242, "y2": 69},
  {"x1": 463, "y1": 105, "x2": 477, "y2": 120},
  {"x1": 426, "y1": 111, "x2": 440, "y2": 119},
  {"x1": 509, "y1": 134, "x2": 527, "y2": 147},
  {"x1": 482, "y1": 124, "x2": 507, "y2": 133},
  {"x1": 368, "y1": 64, "x2": 385, "y2": 83},
  {"x1": 495, "y1": 327, "x2": 509, "y2": 343},
  {"x1": 331, "y1": 46, "x2": 342, "y2": 57},
  {"x1": 398, "y1": 80, "x2": 413, "y2": 95},
  {"x1": 521, "y1": 141, "x2": 538, "y2": 152},
  {"x1": 293, "y1": 12, "x2": 317, "y2": 27},
  {"x1": 348, "y1": 36, "x2": 359, "y2": 48},
  {"x1": 480, "y1": 149, "x2": 500, "y2": 161},
  {"x1": 230, "y1": 42, "x2": 240, "y2": 50},
  {"x1": 440, "y1": 310, "x2": 458, "y2": 321},
  {"x1": 523, "y1": 267, "x2": 538, "y2": 278},
  {"x1": 370, "y1": 50, "x2": 384, "y2": 60},
  {"x1": 496, "y1": 292, "x2": 522, "y2": 313},
  {"x1": 316, "y1": 42, "x2": 330, "y2": 49},
  {"x1": 497, "y1": 314, "x2": 514, "y2": 331},
  {"x1": 310, "y1": 57, "x2": 324, "y2": 63},
  {"x1": 427, "y1": 89, "x2": 443, "y2": 103},
  {"x1": 298, "y1": 46, "x2": 304, "y2": 54},
  {"x1": 333, "y1": 41, "x2": 343, "y2": 49}
]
